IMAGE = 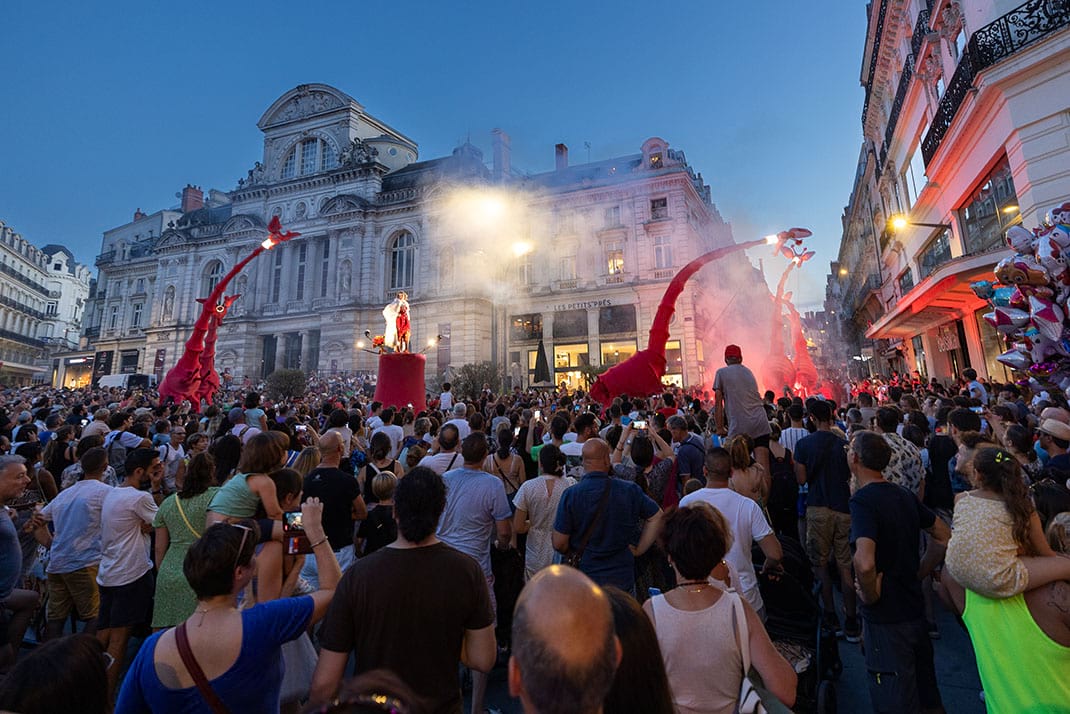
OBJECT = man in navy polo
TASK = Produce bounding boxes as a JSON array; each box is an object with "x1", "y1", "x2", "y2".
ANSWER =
[{"x1": 552, "y1": 439, "x2": 664, "y2": 593}]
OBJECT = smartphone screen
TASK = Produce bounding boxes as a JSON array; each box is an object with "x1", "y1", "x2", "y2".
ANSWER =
[{"x1": 283, "y1": 511, "x2": 311, "y2": 554}]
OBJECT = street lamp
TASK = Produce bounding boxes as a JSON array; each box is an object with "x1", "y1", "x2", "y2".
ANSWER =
[{"x1": 888, "y1": 214, "x2": 952, "y2": 232}]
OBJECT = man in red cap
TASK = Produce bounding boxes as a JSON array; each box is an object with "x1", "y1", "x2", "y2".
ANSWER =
[{"x1": 714, "y1": 345, "x2": 772, "y2": 477}]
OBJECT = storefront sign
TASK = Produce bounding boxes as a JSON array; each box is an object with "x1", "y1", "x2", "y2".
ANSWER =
[
  {"x1": 553, "y1": 299, "x2": 612, "y2": 312},
  {"x1": 936, "y1": 325, "x2": 960, "y2": 352}
]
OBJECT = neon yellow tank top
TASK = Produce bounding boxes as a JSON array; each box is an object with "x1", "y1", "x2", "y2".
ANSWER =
[{"x1": 962, "y1": 589, "x2": 1070, "y2": 713}]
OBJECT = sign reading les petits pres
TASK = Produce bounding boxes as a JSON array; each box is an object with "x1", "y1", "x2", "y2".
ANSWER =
[{"x1": 551, "y1": 299, "x2": 612, "y2": 312}]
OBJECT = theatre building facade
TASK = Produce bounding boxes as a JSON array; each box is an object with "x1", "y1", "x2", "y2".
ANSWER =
[{"x1": 84, "y1": 84, "x2": 772, "y2": 390}]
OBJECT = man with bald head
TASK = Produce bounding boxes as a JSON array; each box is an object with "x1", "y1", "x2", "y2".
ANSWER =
[
  {"x1": 300, "y1": 430, "x2": 368, "y2": 587},
  {"x1": 553, "y1": 438, "x2": 663, "y2": 593},
  {"x1": 509, "y1": 565, "x2": 621, "y2": 714}
]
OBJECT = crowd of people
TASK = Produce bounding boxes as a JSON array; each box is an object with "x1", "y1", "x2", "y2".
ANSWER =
[{"x1": 0, "y1": 346, "x2": 1066, "y2": 713}]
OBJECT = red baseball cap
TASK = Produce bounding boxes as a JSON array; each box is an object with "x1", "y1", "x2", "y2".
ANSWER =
[{"x1": 725, "y1": 344, "x2": 743, "y2": 360}]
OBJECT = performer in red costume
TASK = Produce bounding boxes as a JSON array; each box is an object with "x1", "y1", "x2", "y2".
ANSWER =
[
  {"x1": 159, "y1": 217, "x2": 299, "y2": 406},
  {"x1": 382, "y1": 291, "x2": 411, "y2": 353},
  {"x1": 590, "y1": 228, "x2": 810, "y2": 405},
  {"x1": 194, "y1": 294, "x2": 239, "y2": 406}
]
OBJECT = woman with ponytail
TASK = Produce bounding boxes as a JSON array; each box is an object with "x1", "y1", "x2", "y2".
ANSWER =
[
  {"x1": 946, "y1": 447, "x2": 1070, "y2": 599},
  {"x1": 724, "y1": 434, "x2": 769, "y2": 509}
]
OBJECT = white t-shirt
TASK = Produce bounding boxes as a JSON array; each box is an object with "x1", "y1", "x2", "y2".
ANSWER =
[
  {"x1": 417, "y1": 451, "x2": 463, "y2": 476},
  {"x1": 779, "y1": 427, "x2": 809, "y2": 452},
  {"x1": 679, "y1": 487, "x2": 773, "y2": 612},
  {"x1": 230, "y1": 424, "x2": 261, "y2": 445},
  {"x1": 439, "y1": 391, "x2": 454, "y2": 411},
  {"x1": 97, "y1": 486, "x2": 157, "y2": 588},
  {"x1": 372, "y1": 424, "x2": 405, "y2": 459},
  {"x1": 559, "y1": 439, "x2": 586, "y2": 480},
  {"x1": 444, "y1": 418, "x2": 472, "y2": 441},
  {"x1": 366, "y1": 415, "x2": 384, "y2": 431}
]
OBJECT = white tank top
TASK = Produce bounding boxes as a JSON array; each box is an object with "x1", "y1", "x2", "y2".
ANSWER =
[{"x1": 651, "y1": 591, "x2": 743, "y2": 714}]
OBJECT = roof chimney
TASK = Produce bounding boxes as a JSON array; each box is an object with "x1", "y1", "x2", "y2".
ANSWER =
[
  {"x1": 180, "y1": 185, "x2": 204, "y2": 213},
  {"x1": 492, "y1": 128, "x2": 511, "y2": 181},
  {"x1": 133, "y1": 208, "x2": 146, "y2": 221},
  {"x1": 555, "y1": 143, "x2": 568, "y2": 171}
]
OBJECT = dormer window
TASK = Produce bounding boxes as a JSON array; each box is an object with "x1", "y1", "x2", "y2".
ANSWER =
[
  {"x1": 281, "y1": 139, "x2": 336, "y2": 179},
  {"x1": 649, "y1": 152, "x2": 662, "y2": 169}
]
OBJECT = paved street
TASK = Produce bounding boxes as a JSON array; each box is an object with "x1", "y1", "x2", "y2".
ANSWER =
[{"x1": 472, "y1": 594, "x2": 984, "y2": 713}]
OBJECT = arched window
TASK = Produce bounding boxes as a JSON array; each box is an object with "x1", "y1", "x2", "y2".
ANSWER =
[
  {"x1": 389, "y1": 232, "x2": 416, "y2": 291},
  {"x1": 202, "y1": 260, "x2": 224, "y2": 296},
  {"x1": 281, "y1": 139, "x2": 336, "y2": 179}
]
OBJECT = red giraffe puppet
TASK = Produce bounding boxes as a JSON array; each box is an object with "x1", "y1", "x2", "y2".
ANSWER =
[
  {"x1": 193, "y1": 294, "x2": 240, "y2": 406},
  {"x1": 159, "y1": 217, "x2": 299, "y2": 406},
  {"x1": 760, "y1": 261, "x2": 800, "y2": 395},
  {"x1": 591, "y1": 228, "x2": 810, "y2": 405},
  {"x1": 784, "y1": 295, "x2": 819, "y2": 396}
]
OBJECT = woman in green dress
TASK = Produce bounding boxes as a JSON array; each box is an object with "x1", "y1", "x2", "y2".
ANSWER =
[{"x1": 151, "y1": 453, "x2": 220, "y2": 629}]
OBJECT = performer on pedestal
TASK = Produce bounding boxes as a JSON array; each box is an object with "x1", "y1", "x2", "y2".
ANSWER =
[{"x1": 382, "y1": 291, "x2": 411, "y2": 353}]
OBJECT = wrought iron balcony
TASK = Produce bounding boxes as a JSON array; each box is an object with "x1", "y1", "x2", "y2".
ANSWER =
[
  {"x1": 922, "y1": 0, "x2": 1070, "y2": 166},
  {"x1": 96, "y1": 250, "x2": 116, "y2": 266},
  {"x1": 0, "y1": 328, "x2": 44, "y2": 349},
  {"x1": 0, "y1": 262, "x2": 48, "y2": 295},
  {"x1": 861, "y1": 0, "x2": 889, "y2": 128},
  {"x1": 0, "y1": 295, "x2": 47, "y2": 321}
]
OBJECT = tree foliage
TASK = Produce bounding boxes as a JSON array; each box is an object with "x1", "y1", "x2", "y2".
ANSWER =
[
  {"x1": 265, "y1": 369, "x2": 306, "y2": 401},
  {"x1": 451, "y1": 362, "x2": 502, "y2": 401}
]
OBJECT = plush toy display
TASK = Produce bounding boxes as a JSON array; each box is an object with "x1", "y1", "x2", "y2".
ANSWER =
[
  {"x1": 972, "y1": 203, "x2": 1070, "y2": 393},
  {"x1": 590, "y1": 228, "x2": 810, "y2": 405},
  {"x1": 159, "y1": 217, "x2": 299, "y2": 407}
]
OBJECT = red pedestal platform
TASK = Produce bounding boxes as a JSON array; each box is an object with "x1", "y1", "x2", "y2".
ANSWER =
[{"x1": 373, "y1": 352, "x2": 427, "y2": 412}]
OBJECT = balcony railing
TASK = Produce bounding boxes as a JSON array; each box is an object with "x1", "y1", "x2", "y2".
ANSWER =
[
  {"x1": 96, "y1": 251, "x2": 116, "y2": 266},
  {"x1": 0, "y1": 262, "x2": 48, "y2": 295},
  {"x1": 0, "y1": 295, "x2": 47, "y2": 321},
  {"x1": 861, "y1": 0, "x2": 889, "y2": 128},
  {"x1": 84, "y1": 326, "x2": 100, "y2": 340},
  {"x1": 0, "y1": 328, "x2": 44, "y2": 349},
  {"x1": 922, "y1": 0, "x2": 1070, "y2": 166}
]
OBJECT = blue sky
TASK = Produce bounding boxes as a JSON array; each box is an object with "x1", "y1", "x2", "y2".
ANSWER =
[{"x1": 0, "y1": 0, "x2": 868, "y2": 310}]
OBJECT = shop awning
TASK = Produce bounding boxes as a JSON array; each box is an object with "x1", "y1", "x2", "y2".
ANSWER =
[{"x1": 866, "y1": 250, "x2": 1008, "y2": 340}]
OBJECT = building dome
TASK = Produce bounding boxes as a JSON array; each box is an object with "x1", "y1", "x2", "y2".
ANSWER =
[{"x1": 366, "y1": 134, "x2": 418, "y2": 171}]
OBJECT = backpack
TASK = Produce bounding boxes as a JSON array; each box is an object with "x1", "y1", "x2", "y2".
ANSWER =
[{"x1": 106, "y1": 431, "x2": 129, "y2": 482}]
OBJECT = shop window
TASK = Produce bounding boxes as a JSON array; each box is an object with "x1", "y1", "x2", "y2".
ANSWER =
[
  {"x1": 510, "y1": 313, "x2": 542, "y2": 341},
  {"x1": 599, "y1": 305, "x2": 637, "y2": 334},
  {"x1": 975, "y1": 308, "x2": 1011, "y2": 382},
  {"x1": 918, "y1": 230, "x2": 953, "y2": 279},
  {"x1": 665, "y1": 339, "x2": 682, "y2": 370},
  {"x1": 600, "y1": 340, "x2": 637, "y2": 366},
  {"x1": 554, "y1": 344, "x2": 589, "y2": 369},
  {"x1": 958, "y1": 157, "x2": 1020, "y2": 255},
  {"x1": 553, "y1": 309, "x2": 588, "y2": 339}
]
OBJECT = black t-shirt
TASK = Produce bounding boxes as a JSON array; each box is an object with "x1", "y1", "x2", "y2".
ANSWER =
[
  {"x1": 793, "y1": 430, "x2": 851, "y2": 513},
  {"x1": 357, "y1": 504, "x2": 396, "y2": 555},
  {"x1": 318, "y1": 543, "x2": 494, "y2": 714},
  {"x1": 925, "y1": 435, "x2": 956, "y2": 511},
  {"x1": 849, "y1": 481, "x2": 936, "y2": 624},
  {"x1": 302, "y1": 466, "x2": 360, "y2": 551}
]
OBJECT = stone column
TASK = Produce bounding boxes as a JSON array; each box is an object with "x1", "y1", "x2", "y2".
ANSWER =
[
  {"x1": 275, "y1": 333, "x2": 287, "y2": 371},
  {"x1": 298, "y1": 330, "x2": 310, "y2": 372},
  {"x1": 586, "y1": 309, "x2": 600, "y2": 367}
]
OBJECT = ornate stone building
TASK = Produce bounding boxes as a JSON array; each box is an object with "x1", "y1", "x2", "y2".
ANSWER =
[
  {"x1": 0, "y1": 221, "x2": 91, "y2": 385},
  {"x1": 85, "y1": 84, "x2": 773, "y2": 390},
  {"x1": 830, "y1": 0, "x2": 1070, "y2": 381}
]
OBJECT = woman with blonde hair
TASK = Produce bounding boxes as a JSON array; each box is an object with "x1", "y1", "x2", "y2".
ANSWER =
[
  {"x1": 725, "y1": 434, "x2": 769, "y2": 508},
  {"x1": 291, "y1": 446, "x2": 320, "y2": 479}
]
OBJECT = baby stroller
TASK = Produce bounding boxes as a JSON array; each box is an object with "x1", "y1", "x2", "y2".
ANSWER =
[{"x1": 754, "y1": 537, "x2": 840, "y2": 713}]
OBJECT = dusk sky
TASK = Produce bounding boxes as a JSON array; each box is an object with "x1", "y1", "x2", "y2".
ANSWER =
[{"x1": 1, "y1": 0, "x2": 868, "y2": 310}]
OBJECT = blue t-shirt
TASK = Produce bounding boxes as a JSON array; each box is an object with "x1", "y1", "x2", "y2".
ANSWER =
[
  {"x1": 674, "y1": 434, "x2": 706, "y2": 483},
  {"x1": 0, "y1": 509, "x2": 21, "y2": 600},
  {"x1": 553, "y1": 472, "x2": 659, "y2": 592},
  {"x1": 115, "y1": 596, "x2": 313, "y2": 714},
  {"x1": 793, "y1": 430, "x2": 851, "y2": 513},
  {"x1": 437, "y1": 467, "x2": 512, "y2": 578}
]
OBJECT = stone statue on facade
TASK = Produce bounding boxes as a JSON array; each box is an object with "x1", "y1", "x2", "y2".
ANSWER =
[{"x1": 338, "y1": 138, "x2": 379, "y2": 167}]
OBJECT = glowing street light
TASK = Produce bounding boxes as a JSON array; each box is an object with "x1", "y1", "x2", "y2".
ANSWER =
[
  {"x1": 891, "y1": 215, "x2": 909, "y2": 231},
  {"x1": 512, "y1": 241, "x2": 533, "y2": 257},
  {"x1": 888, "y1": 213, "x2": 951, "y2": 232}
]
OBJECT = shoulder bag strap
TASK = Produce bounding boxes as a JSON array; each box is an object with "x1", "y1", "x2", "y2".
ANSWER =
[
  {"x1": 446, "y1": 453, "x2": 459, "y2": 471},
  {"x1": 728, "y1": 590, "x2": 752, "y2": 674},
  {"x1": 175, "y1": 622, "x2": 231, "y2": 714},
  {"x1": 574, "y1": 479, "x2": 614, "y2": 561},
  {"x1": 494, "y1": 457, "x2": 519, "y2": 492},
  {"x1": 174, "y1": 496, "x2": 201, "y2": 539}
]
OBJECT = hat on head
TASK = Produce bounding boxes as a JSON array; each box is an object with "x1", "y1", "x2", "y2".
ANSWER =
[
  {"x1": 725, "y1": 345, "x2": 743, "y2": 360},
  {"x1": 228, "y1": 407, "x2": 245, "y2": 423},
  {"x1": 1039, "y1": 418, "x2": 1070, "y2": 442}
]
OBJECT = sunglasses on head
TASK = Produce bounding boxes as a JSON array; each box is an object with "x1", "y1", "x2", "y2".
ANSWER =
[{"x1": 230, "y1": 523, "x2": 254, "y2": 571}]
